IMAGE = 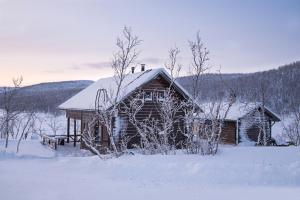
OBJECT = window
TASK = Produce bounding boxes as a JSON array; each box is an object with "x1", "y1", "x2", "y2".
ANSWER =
[
  {"x1": 144, "y1": 91, "x2": 153, "y2": 101},
  {"x1": 157, "y1": 91, "x2": 165, "y2": 102}
]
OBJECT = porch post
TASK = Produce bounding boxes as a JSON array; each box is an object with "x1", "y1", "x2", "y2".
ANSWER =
[
  {"x1": 67, "y1": 118, "x2": 70, "y2": 143},
  {"x1": 80, "y1": 112, "x2": 83, "y2": 143},
  {"x1": 74, "y1": 119, "x2": 77, "y2": 147}
]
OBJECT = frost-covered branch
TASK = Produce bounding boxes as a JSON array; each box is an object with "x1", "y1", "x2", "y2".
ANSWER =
[
  {"x1": 282, "y1": 106, "x2": 300, "y2": 146},
  {"x1": 0, "y1": 76, "x2": 23, "y2": 148}
]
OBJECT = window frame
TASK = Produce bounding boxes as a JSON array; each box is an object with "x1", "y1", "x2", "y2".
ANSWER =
[
  {"x1": 156, "y1": 90, "x2": 165, "y2": 102},
  {"x1": 143, "y1": 90, "x2": 153, "y2": 102}
]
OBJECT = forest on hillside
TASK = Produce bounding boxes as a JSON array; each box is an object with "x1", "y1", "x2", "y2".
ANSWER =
[
  {"x1": 0, "y1": 80, "x2": 93, "y2": 113},
  {"x1": 0, "y1": 62, "x2": 299, "y2": 114},
  {"x1": 178, "y1": 61, "x2": 300, "y2": 114}
]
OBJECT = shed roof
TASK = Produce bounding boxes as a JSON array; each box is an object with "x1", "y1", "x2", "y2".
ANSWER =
[{"x1": 200, "y1": 102, "x2": 281, "y2": 122}]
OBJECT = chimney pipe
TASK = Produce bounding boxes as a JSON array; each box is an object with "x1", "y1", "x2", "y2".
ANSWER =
[
  {"x1": 131, "y1": 67, "x2": 135, "y2": 74},
  {"x1": 141, "y1": 64, "x2": 145, "y2": 72}
]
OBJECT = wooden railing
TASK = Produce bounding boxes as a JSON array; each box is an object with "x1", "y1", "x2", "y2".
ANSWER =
[
  {"x1": 41, "y1": 134, "x2": 82, "y2": 150},
  {"x1": 68, "y1": 134, "x2": 82, "y2": 143}
]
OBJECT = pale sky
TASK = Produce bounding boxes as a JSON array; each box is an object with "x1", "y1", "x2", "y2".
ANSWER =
[{"x1": 0, "y1": 0, "x2": 299, "y2": 86}]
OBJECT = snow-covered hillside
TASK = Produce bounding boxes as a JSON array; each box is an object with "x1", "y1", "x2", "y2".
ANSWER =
[
  {"x1": 178, "y1": 61, "x2": 300, "y2": 113},
  {"x1": 0, "y1": 80, "x2": 94, "y2": 113},
  {"x1": 0, "y1": 140, "x2": 299, "y2": 200}
]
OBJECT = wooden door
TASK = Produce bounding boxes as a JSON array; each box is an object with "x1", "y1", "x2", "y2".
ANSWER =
[{"x1": 101, "y1": 125, "x2": 110, "y2": 148}]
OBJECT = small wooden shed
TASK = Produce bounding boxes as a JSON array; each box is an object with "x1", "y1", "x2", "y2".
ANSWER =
[
  {"x1": 193, "y1": 103, "x2": 281, "y2": 145},
  {"x1": 235, "y1": 104, "x2": 281, "y2": 144}
]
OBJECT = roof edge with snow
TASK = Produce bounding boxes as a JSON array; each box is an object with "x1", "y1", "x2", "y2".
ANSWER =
[{"x1": 59, "y1": 68, "x2": 198, "y2": 111}]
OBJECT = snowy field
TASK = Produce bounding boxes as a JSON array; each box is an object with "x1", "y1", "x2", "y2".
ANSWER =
[{"x1": 0, "y1": 140, "x2": 299, "y2": 200}]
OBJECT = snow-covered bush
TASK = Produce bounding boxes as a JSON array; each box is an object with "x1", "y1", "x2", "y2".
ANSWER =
[{"x1": 282, "y1": 109, "x2": 300, "y2": 146}]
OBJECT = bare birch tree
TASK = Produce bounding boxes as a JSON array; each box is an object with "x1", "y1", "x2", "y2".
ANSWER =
[
  {"x1": 0, "y1": 77, "x2": 23, "y2": 148},
  {"x1": 82, "y1": 26, "x2": 141, "y2": 157},
  {"x1": 183, "y1": 32, "x2": 236, "y2": 155},
  {"x1": 191, "y1": 69, "x2": 236, "y2": 155},
  {"x1": 122, "y1": 47, "x2": 185, "y2": 155},
  {"x1": 183, "y1": 32, "x2": 210, "y2": 153},
  {"x1": 156, "y1": 46, "x2": 184, "y2": 153},
  {"x1": 16, "y1": 112, "x2": 35, "y2": 153},
  {"x1": 256, "y1": 79, "x2": 269, "y2": 145}
]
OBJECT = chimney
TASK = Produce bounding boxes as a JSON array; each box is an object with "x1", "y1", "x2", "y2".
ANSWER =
[
  {"x1": 131, "y1": 66, "x2": 135, "y2": 74},
  {"x1": 141, "y1": 64, "x2": 145, "y2": 72}
]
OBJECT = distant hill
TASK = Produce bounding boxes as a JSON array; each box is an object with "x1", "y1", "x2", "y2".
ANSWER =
[
  {"x1": 0, "y1": 62, "x2": 299, "y2": 114},
  {"x1": 20, "y1": 80, "x2": 93, "y2": 93},
  {"x1": 0, "y1": 80, "x2": 93, "y2": 113}
]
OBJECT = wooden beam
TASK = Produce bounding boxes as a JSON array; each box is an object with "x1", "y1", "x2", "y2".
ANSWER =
[
  {"x1": 67, "y1": 118, "x2": 70, "y2": 143},
  {"x1": 74, "y1": 119, "x2": 77, "y2": 147},
  {"x1": 269, "y1": 120, "x2": 272, "y2": 138},
  {"x1": 80, "y1": 113, "x2": 84, "y2": 149}
]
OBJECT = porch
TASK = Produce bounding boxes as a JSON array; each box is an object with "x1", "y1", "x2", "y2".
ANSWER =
[{"x1": 41, "y1": 111, "x2": 84, "y2": 150}]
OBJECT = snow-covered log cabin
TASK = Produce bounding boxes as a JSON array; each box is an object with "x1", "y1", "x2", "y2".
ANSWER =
[{"x1": 59, "y1": 67, "x2": 198, "y2": 150}]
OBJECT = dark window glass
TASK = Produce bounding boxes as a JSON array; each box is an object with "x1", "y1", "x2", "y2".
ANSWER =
[
  {"x1": 157, "y1": 91, "x2": 165, "y2": 101},
  {"x1": 144, "y1": 91, "x2": 153, "y2": 101}
]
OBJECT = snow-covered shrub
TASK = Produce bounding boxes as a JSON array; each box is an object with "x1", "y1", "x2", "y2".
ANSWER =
[{"x1": 282, "y1": 110, "x2": 300, "y2": 146}]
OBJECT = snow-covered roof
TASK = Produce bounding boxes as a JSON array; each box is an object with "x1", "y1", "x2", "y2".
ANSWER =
[
  {"x1": 59, "y1": 68, "x2": 194, "y2": 111},
  {"x1": 200, "y1": 102, "x2": 281, "y2": 121}
]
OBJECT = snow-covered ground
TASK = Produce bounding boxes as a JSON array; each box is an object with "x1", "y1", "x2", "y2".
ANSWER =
[{"x1": 0, "y1": 140, "x2": 299, "y2": 200}]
